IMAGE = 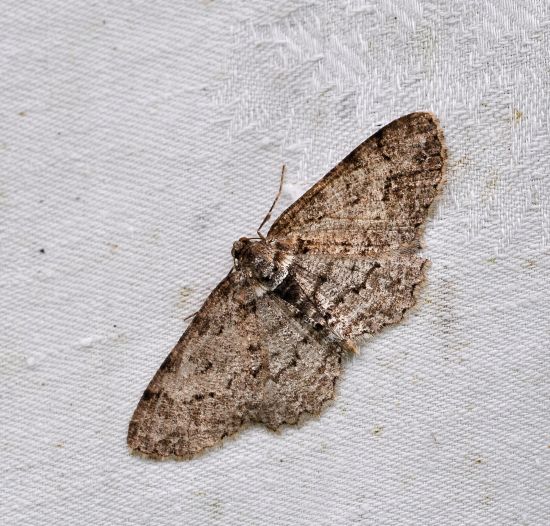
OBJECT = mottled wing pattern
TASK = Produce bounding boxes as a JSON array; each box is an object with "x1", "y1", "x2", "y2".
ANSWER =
[
  {"x1": 285, "y1": 252, "x2": 426, "y2": 340},
  {"x1": 252, "y1": 293, "x2": 343, "y2": 430},
  {"x1": 129, "y1": 112, "x2": 446, "y2": 460},
  {"x1": 268, "y1": 112, "x2": 446, "y2": 253},
  {"x1": 128, "y1": 272, "x2": 342, "y2": 459},
  {"x1": 266, "y1": 112, "x2": 445, "y2": 340},
  {"x1": 128, "y1": 273, "x2": 260, "y2": 459}
]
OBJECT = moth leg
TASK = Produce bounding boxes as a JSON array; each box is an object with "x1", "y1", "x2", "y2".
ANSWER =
[{"x1": 183, "y1": 310, "x2": 198, "y2": 321}]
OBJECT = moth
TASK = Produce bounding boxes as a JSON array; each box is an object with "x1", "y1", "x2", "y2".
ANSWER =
[{"x1": 128, "y1": 112, "x2": 446, "y2": 459}]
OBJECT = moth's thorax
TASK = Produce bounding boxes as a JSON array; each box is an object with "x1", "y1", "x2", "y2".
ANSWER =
[{"x1": 232, "y1": 237, "x2": 293, "y2": 290}]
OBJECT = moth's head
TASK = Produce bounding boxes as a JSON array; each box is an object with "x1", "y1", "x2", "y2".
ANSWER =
[{"x1": 231, "y1": 237, "x2": 254, "y2": 263}]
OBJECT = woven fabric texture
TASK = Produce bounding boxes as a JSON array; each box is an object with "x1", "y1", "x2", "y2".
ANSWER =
[{"x1": 2, "y1": 1, "x2": 549, "y2": 524}]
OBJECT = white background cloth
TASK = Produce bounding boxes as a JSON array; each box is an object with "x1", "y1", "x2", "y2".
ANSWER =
[{"x1": 2, "y1": 1, "x2": 549, "y2": 524}]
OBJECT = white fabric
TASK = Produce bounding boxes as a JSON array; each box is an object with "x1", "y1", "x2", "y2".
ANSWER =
[{"x1": 2, "y1": 1, "x2": 549, "y2": 524}]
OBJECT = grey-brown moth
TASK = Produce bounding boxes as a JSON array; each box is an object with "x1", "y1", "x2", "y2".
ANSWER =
[{"x1": 128, "y1": 112, "x2": 446, "y2": 459}]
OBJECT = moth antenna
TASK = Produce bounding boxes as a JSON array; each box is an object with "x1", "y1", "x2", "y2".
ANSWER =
[{"x1": 257, "y1": 164, "x2": 286, "y2": 238}]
